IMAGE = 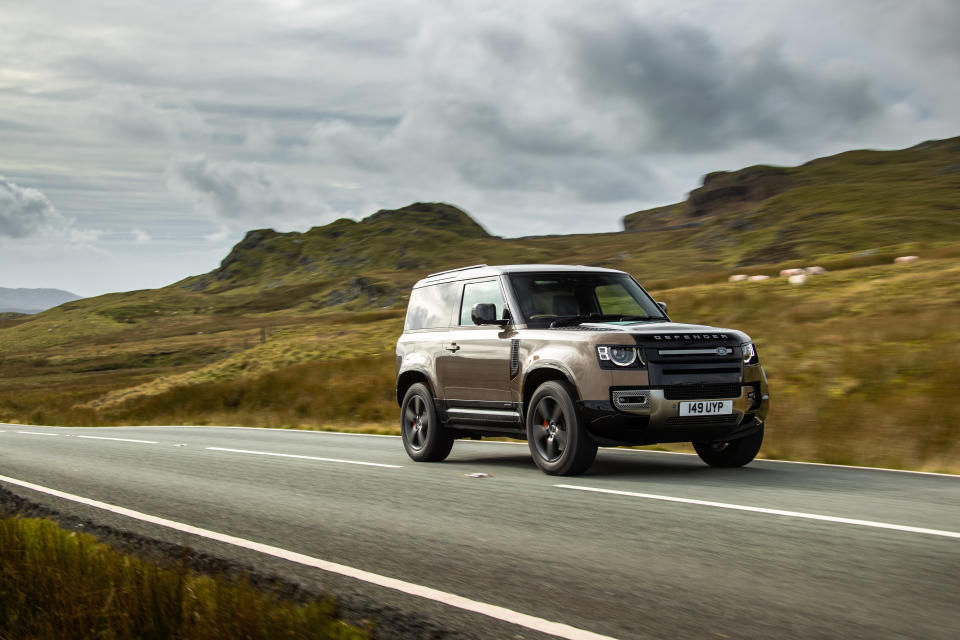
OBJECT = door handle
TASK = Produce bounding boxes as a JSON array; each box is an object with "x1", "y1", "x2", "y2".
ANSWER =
[{"x1": 446, "y1": 343, "x2": 460, "y2": 353}]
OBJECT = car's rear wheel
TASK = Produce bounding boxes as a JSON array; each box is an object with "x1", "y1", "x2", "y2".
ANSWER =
[
  {"x1": 401, "y1": 383, "x2": 454, "y2": 462},
  {"x1": 526, "y1": 380, "x2": 597, "y2": 475},
  {"x1": 693, "y1": 425, "x2": 764, "y2": 467}
]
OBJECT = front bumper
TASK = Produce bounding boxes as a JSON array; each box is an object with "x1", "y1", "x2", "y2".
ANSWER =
[{"x1": 579, "y1": 366, "x2": 770, "y2": 446}]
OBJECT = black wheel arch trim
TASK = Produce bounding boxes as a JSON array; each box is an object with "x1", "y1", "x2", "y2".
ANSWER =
[
  {"x1": 396, "y1": 368, "x2": 438, "y2": 406},
  {"x1": 521, "y1": 363, "x2": 581, "y2": 405}
]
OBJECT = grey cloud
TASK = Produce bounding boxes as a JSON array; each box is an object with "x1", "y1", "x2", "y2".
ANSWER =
[
  {"x1": 88, "y1": 86, "x2": 208, "y2": 142},
  {"x1": 559, "y1": 16, "x2": 884, "y2": 151},
  {"x1": 166, "y1": 154, "x2": 332, "y2": 228},
  {"x1": 0, "y1": 176, "x2": 68, "y2": 238}
]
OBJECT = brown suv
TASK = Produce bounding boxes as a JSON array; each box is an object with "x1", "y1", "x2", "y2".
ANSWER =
[{"x1": 396, "y1": 264, "x2": 769, "y2": 475}]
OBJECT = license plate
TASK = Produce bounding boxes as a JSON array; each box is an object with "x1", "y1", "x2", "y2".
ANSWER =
[{"x1": 679, "y1": 400, "x2": 733, "y2": 416}]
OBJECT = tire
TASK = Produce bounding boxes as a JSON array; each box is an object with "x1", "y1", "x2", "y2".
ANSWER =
[
  {"x1": 693, "y1": 425, "x2": 764, "y2": 468},
  {"x1": 401, "y1": 383, "x2": 454, "y2": 462},
  {"x1": 526, "y1": 380, "x2": 597, "y2": 475}
]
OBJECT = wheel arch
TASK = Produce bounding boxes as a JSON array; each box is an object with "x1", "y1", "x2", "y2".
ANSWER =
[
  {"x1": 522, "y1": 365, "x2": 580, "y2": 412},
  {"x1": 396, "y1": 369, "x2": 436, "y2": 406}
]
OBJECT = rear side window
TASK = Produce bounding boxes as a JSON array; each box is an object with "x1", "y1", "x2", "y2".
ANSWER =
[
  {"x1": 459, "y1": 280, "x2": 506, "y2": 325},
  {"x1": 404, "y1": 283, "x2": 458, "y2": 330}
]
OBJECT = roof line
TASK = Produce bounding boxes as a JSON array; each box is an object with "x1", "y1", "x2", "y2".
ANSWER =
[{"x1": 426, "y1": 264, "x2": 489, "y2": 278}]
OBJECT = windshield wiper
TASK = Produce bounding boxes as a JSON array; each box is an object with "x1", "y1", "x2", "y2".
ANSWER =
[
  {"x1": 548, "y1": 314, "x2": 665, "y2": 328},
  {"x1": 548, "y1": 315, "x2": 591, "y2": 328}
]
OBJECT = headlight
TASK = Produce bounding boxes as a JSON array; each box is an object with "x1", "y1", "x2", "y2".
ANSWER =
[
  {"x1": 743, "y1": 342, "x2": 759, "y2": 365},
  {"x1": 597, "y1": 345, "x2": 642, "y2": 367}
]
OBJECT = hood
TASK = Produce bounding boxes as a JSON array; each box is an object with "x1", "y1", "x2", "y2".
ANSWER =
[{"x1": 581, "y1": 321, "x2": 752, "y2": 345}]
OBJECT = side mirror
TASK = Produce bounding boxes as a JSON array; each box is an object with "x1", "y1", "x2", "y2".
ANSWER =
[
  {"x1": 472, "y1": 303, "x2": 508, "y2": 326},
  {"x1": 657, "y1": 301, "x2": 668, "y2": 313}
]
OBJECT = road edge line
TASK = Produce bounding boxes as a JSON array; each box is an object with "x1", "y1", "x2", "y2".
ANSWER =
[
  {"x1": 554, "y1": 484, "x2": 960, "y2": 539},
  {"x1": 0, "y1": 474, "x2": 619, "y2": 640}
]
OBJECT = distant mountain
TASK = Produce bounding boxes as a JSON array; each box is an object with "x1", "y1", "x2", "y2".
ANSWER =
[{"x1": 0, "y1": 287, "x2": 83, "y2": 314}]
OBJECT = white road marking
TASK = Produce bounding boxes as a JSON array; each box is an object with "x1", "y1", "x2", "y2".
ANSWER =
[
  {"x1": 602, "y1": 448, "x2": 960, "y2": 477},
  {"x1": 0, "y1": 474, "x2": 619, "y2": 640},
  {"x1": 205, "y1": 447, "x2": 402, "y2": 469},
  {"x1": 555, "y1": 484, "x2": 960, "y2": 540},
  {"x1": 77, "y1": 435, "x2": 159, "y2": 444},
  {"x1": 6, "y1": 424, "x2": 958, "y2": 477},
  {"x1": 98, "y1": 425, "x2": 402, "y2": 439},
  {"x1": 750, "y1": 457, "x2": 960, "y2": 478},
  {"x1": 15, "y1": 431, "x2": 59, "y2": 437}
]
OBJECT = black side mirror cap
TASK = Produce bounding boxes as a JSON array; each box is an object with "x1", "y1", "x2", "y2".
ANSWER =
[{"x1": 472, "y1": 303, "x2": 509, "y2": 326}]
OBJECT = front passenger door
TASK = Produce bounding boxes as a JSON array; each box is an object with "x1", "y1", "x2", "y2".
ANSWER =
[{"x1": 437, "y1": 278, "x2": 514, "y2": 407}]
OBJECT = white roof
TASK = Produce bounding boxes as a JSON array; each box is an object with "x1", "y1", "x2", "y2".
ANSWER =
[{"x1": 416, "y1": 264, "x2": 626, "y2": 287}]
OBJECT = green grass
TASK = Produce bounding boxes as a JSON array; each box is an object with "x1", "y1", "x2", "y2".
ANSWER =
[{"x1": 0, "y1": 516, "x2": 368, "y2": 639}]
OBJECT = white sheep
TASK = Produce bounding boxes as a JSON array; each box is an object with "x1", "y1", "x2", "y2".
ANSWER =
[
  {"x1": 804, "y1": 266, "x2": 827, "y2": 275},
  {"x1": 728, "y1": 274, "x2": 748, "y2": 282},
  {"x1": 748, "y1": 275, "x2": 770, "y2": 281},
  {"x1": 894, "y1": 255, "x2": 919, "y2": 264},
  {"x1": 779, "y1": 268, "x2": 805, "y2": 277},
  {"x1": 788, "y1": 274, "x2": 807, "y2": 285}
]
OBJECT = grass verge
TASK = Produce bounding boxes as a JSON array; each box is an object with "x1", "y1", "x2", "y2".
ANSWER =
[{"x1": 0, "y1": 515, "x2": 368, "y2": 640}]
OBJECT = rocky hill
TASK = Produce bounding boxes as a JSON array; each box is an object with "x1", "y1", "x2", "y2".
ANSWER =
[
  {"x1": 181, "y1": 202, "x2": 489, "y2": 292},
  {"x1": 624, "y1": 136, "x2": 960, "y2": 263}
]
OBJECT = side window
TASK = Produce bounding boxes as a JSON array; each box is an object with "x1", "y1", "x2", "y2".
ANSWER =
[
  {"x1": 459, "y1": 280, "x2": 506, "y2": 326},
  {"x1": 595, "y1": 283, "x2": 636, "y2": 315},
  {"x1": 404, "y1": 283, "x2": 458, "y2": 330}
]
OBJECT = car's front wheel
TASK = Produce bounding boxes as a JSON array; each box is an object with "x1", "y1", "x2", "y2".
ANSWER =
[
  {"x1": 693, "y1": 425, "x2": 764, "y2": 467},
  {"x1": 401, "y1": 383, "x2": 454, "y2": 462},
  {"x1": 526, "y1": 380, "x2": 597, "y2": 475}
]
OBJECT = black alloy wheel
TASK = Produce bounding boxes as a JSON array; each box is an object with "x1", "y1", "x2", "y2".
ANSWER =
[
  {"x1": 401, "y1": 383, "x2": 454, "y2": 462},
  {"x1": 525, "y1": 380, "x2": 597, "y2": 475},
  {"x1": 532, "y1": 395, "x2": 567, "y2": 462}
]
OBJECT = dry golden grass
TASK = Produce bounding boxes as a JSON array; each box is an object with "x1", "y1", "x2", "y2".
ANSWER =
[{"x1": 0, "y1": 516, "x2": 367, "y2": 639}]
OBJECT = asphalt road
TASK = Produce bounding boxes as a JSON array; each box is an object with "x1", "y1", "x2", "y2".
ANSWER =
[{"x1": 1, "y1": 424, "x2": 958, "y2": 639}]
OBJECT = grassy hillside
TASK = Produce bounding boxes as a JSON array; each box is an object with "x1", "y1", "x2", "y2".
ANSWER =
[
  {"x1": 1, "y1": 137, "x2": 959, "y2": 472},
  {"x1": 624, "y1": 136, "x2": 960, "y2": 265}
]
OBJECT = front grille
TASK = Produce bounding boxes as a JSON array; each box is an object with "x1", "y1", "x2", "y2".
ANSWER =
[
  {"x1": 662, "y1": 383, "x2": 742, "y2": 400},
  {"x1": 665, "y1": 415, "x2": 741, "y2": 427}
]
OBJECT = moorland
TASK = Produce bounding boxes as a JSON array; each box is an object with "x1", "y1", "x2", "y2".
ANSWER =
[{"x1": 2, "y1": 136, "x2": 958, "y2": 472}]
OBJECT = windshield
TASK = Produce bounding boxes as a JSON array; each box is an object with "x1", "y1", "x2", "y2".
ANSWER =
[{"x1": 508, "y1": 272, "x2": 666, "y2": 328}]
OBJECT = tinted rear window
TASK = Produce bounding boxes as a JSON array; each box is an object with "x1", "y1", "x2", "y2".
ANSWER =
[{"x1": 404, "y1": 283, "x2": 459, "y2": 330}]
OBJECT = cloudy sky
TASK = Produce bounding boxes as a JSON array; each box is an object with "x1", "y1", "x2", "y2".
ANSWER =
[{"x1": 2, "y1": 0, "x2": 958, "y2": 296}]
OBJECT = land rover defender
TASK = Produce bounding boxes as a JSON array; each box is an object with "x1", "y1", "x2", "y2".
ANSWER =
[{"x1": 395, "y1": 264, "x2": 769, "y2": 475}]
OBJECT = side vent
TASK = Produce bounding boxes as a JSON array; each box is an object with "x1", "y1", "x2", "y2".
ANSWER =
[{"x1": 510, "y1": 339, "x2": 520, "y2": 378}]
